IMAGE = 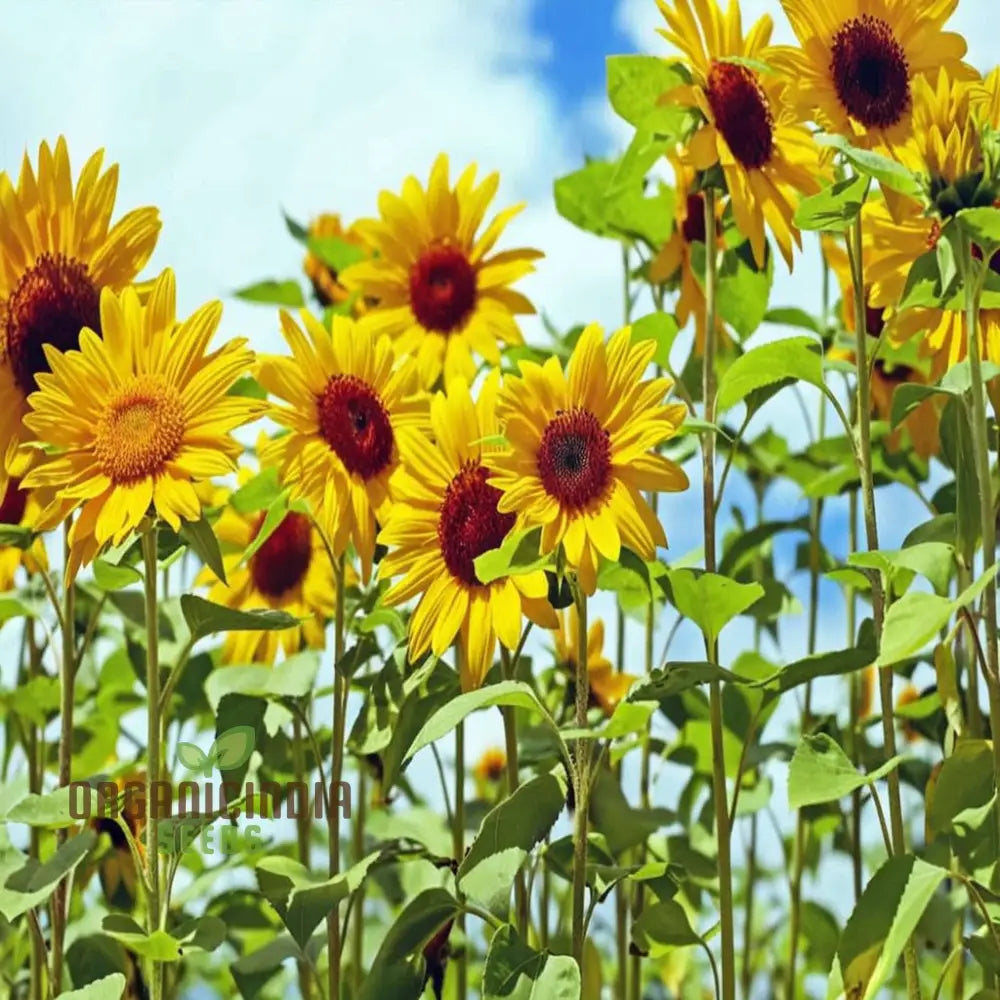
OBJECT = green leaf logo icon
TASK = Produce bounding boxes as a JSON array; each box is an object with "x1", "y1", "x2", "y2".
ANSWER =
[
  {"x1": 176, "y1": 742, "x2": 211, "y2": 776},
  {"x1": 208, "y1": 726, "x2": 257, "y2": 773}
]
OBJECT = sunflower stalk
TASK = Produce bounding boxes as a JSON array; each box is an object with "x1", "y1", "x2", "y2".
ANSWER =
[
  {"x1": 500, "y1": 647, "x2": 528, "y2": 936},
  {"x1": 570, "y1": 578, "x2": 591, "y2": 981},
  {"x1": 454, "y1": 716, "x2": 468, "y2": 1000},
  {"x1": 293, "y1": 714, "x2": 314, "y2": 1000},
  {"x1": 848, "y1": 211, "x2": 921, "y2": 999},
  {"x1": 701, "y1": 185, "x2": 736, "y2": 1000},
  {"x1": 328, "y1": 553, "x2": 348, "y2": 1000}
]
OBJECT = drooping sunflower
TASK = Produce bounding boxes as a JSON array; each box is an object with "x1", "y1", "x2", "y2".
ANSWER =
[
  {"x1": 822, "y1": 232, "x2": 940, "y2": 458},
  {"x1": 552, "y1": 605, "x2": 636, "y2": 716},
  {"x1": 341, "y1": 154, "x2": 542, "y2": 387},
  {"x1": 649, "y1": 154, "x2": 729, "y2": 354},
  {"x1": 775, "y1": 0, "x2": 973, "y2": 151},
  {"x1": 195, "y1": 469, "x2": 341, "y2": 665},
  {"x1": 378, "y1": 372, "x2": 557, "y2": 690},
  {"x1": 258, "y1": 310, "x2": 427, "y2": 584},
  {"x1": 655, "y1": 0, "x2": 824, "y2": 268},
  {"x1": 0, "y1": 137, "x2": 161, "y2": 483},
  {"x1": 487, "y1": 323, "x2": 689, "y2": 596},
  {"x1": 21, "y1": 269, "x2": 262, "y2": 580},
  {"x1": 302, "y1": 213, "x2": 374, "y2": 315},
  {"x1": 0, "y1": 478, "x2": 47, "y2": 592}
]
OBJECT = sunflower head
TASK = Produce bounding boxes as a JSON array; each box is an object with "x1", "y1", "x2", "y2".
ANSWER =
[
  {"x1": 342, "y1": 154, "x2": 542, "y2": 387},
  {"x1": 303, "y1": 213, "x2": 374, "y2": 315},
  {"x1": 488, "y1": 323, "x2": 689, "y2": 595},
  {"x1": 474, "y1": 748, "x2": 507, "y2": 785},
  {"x1": 21, "y1": 269, "x2": 261, "y2": 580},
  {"x1": 0, "y1": 137, "x2": 161, "y2": 477}
]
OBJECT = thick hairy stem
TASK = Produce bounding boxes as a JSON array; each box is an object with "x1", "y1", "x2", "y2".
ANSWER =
[
  {"x1": 328, "y1": 554, "x2": 347, "y2": 1000},
  {"x1": 846, "y1": 491, "x2": 863, "y2": 903},
  {"x1": 571, "y1": 585, "x2": 591, "y2": 980}
]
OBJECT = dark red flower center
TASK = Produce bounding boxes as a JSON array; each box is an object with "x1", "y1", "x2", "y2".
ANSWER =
[
  {"x1": 3, "y1": 253, "x2": 100, "y2": 395},
  {"x1": 0, "y1": 478, "x2": 27, "y2": 525},
  {"x1": 409, "y1": 242, "x2": 477, "y2": 333},
  {"x1": 537, "y1": 408, "x2": 612, "y2": 511},
  {"x1": 830, "y1": 15, "x2": 910, "y2": 130},
  {"x1": 437, "y1": 463, "x2": 514, "y2": 586},
  {"x1": 705, "y1": 61, "x2": 775, "y2": 170},
  {"x1": 681, "y1": 194, "x2": 707, "y2": 244},
  {"x1": 250, "y1": 511, "x2": 313, "y2": 599},
  {"x1": 317, "y1": 374, "x2": 394, "y2": 480}
]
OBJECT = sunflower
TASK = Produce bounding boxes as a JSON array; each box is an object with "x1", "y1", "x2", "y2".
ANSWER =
[
  {"x1": 552, "y1": 606, "x2": 636, "y2": 716},
  {"x1": 822, "y1": 232, "x2": 940, "y2": 458},
  {"x1": 195, "y1": 468, "x2": 342, "y2": 665},
  {"x1": 302, "y1": 213, "x2": 374, "y2": 315},
  {"x1": 649, "y1": 154, "x2": 729, "y2": 354},
  {"x1": 258, "y1": 310, "x2": 427, "y2": 584},
  {"x1": 896, "y1": 683, "x2": 923, "y2": 744},
  {"x1": 0, "y1": 478, "x2": 47, "y2": 592},
  {"x1": 473, "y1": 748, "x2": 507, "y2": 786},
  {"x1": 341, "y1": 154, "x2": 542, "y2": 387},
  {"x1": 0, "y1": 137, "x2": 161, "y2": 485},
  {"x1": 378, "y1": 372, "x2": 557, "y2": 690},
  {"x1": 21, "y1": 269, "x2": 262, "y2": 580},
  {"x1": 487, "y1": 323, "x2": 689, "y2": 596},
  {"x1": 655, "y1": 0, "x2": 823, "y2": 268},
  {"x1": 774, "y1": 0, "x2": 973, "y2": 152}
]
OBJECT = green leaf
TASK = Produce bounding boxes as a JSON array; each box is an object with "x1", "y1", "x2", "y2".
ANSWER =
[
  {"x1": 231, "y1": 935, "x2": 301, "y2": 1000},
  {"x1": 838, "y1": 855, "x2": 948, "y2": 1000},
  {"x1": 793, "y1": 174, "x2": 869, "y2": 232},
  {"x1": 554, "y1": 161, "x2": 617, "y2": 237},
  {"x1": 483, "y1": 925, "x2": 581, "y2": 1000},
  {"x1": 230, "y1": 468, "x2": 282, "y2": 515},
  {"x1": 172, "y1": 915, "x2": 229, "y2": 952},
  {"x1": 665, "y1": 569, "x2": 764, "y2": 645},
  {"x1": 233, "y1": 280, "x2": 305, "y2": 308},
  {"x1": 0, "y1": 524, "x2": 35, "y2": 549},
  {"x1": 179, "y1": 514, "x2": 227, "y2": 586},
  {"x1": 176, "y1": 742, "x2": 211, "y2": 774},
  {"x1": 209, "y1": 725, "x2": 257, "y2": 771},
  {"x1": 630, "y1": 312, "x2": 680, "y2": 367},
  {"x1": 957, "y1": 206, "x2": 1000, "y2": 255},
  {"x1": 605, "y1": 54, "x2": 690, "y2": 135},
  {"x1": 283, "y1": 211, "x2": 308, "y2": 242},
  {"x1": 473, "y1": 527, "x2": 551, "y2": 584},
  {"x1": 632, "y1": 900, "x2": 702, "y2": 955},
  {"x1": 787, "y1": 734, "x2": 907, "y2": 809},
  {"x1": 228, "y1": 375, "x2": 268, "y2": 400},
  {"x1": 0, "y1": 830, "x2": 97, "y2": 920},
  {"x1": 459, "y1": 772, "x2": 567, "y2": 908},
  {"x1": 878, "y1": 563, "x2": 998, "y2": 666},
  {"x1": 928, "y1": 739, "x2": 995, "y2": 834},
  {"x1": 1, "y1": 675, "x2": 60, "y2": 726},
  {"x1": 306, "y1": 235, "x2": 366, "y2": 274},
  {"x1": 92, "y1": 559, "x2": 142, "y2": 592},
  {"x1": 627, "y1": 662, "x2": 740, "y2": 702},
  {"x1": 180, "y1": 594, "x2": 299, "y2": 641},
  {"x1": 101, "y1": 915, "x2": 182, "y2": 961},
  {"x1": 716, "y1": 336, "x2": 824, "y2": 412},
  {"x1": 56, "y1": 973, "x2": 128, "y2": 1000},
  {"x1": 757, "y1": 620, "x2": 878, "y2": 696},
  {"x1": 204, "y1": 652, "x2": 320, "y2": 710},
  {"x1": 816, "y1": 134, "x2": 923, "y2": 199},
  {"x1": 235, "y1": 492, "x2": 290, "y2": 569},
  {"x1": 5, "y1": 786, "x2": 75, "y2": 828},
  {"x1": 847, "y1": 541, "x2": 955, "y2": 596},
  {"x1": 606, "y1": 179, "x2": 675, "y2": 247},
  {"x1": 764, "y1": 306, "x2": 821, "y2": 333}
]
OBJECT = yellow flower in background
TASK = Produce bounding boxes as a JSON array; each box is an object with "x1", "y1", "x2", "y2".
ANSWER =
[
  {"x1": 303, "y1": 213, "x2": 374, "y2": 315},
  {"x1": 553, "y1": 605, "x2": 635, "y2": 716},
  {"x1": 488, "y1": 323, "x2": 689, "y2": 596},
  {"x1": 649, "y1": 155, "x2": 729, "y2": 355},
  {"x1": 0, "y1": 478, "x2": 47, "y2": 592},
  {"x1": 342, "y1": 154, "x2": 542, "y2": 387},
  {"x1": 21, "y1": 269, "x2": 261, "y2": 580},
  {"x1": 0, "y1": 137, "x2": 161, "y2": 485},
  {"x1": 655, "y1": 0, "x2": 823, "y2": 268},
  {"x1": 474, "y1": 748, "x2": 507, "y2": 785},
  {"x1": 379, "y1": 373, "x2": 557, "y2": 691},
  {"x1": 775, "y1": 0, "x2": 972, "y2": 151},
  {"x1": 196, "y1": 470, "x2": 342, "y2": 665},
  {"x1": 258, "y1": 311, "x2": 427, "y2": 584}
]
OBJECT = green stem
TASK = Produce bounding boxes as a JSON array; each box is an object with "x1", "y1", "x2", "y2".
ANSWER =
[
  {"x1": 570, "y1": 583, "x2": 591, "y2": 981},
  {"x1": 293, "y1": 714, "x2": 313, "y2": 1000},
  {"x1": 351, "y1": 761, "x2": 367, "y2": 995},
  {"x1": 741, "y1": 814, "x2": 758, "y2": 998},
  {"x1": 701, "y1": 185, "x2": 736, "y2": 1000},
  {"x1": 142, "y1": 526, "x2": 163, "y2": 1000},
  {"x1": 500, "y1": 649, "x2": 528, "y2": 936},
  {"x1": 328, "y1": 554, "x2": 347, "y2": 1000},
  {"x1": 847, "y1": 489, "x2": 863, "y2": 903},
  {"x1": 25, "y1": 616, "x2": 44, "y2": 1000},
  {"x1": 454, "y1": 717, "x2": 468, "y2": 1000},
  {"x1": 848, "y1": 213, "x2": 919, "y2": 998}
]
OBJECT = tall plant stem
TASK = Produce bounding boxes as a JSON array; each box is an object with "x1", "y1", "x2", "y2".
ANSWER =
[
  {"x1": 328, "y1": 554, "x2": 347, "y2": 1000},
  {"x1": 351, "y1": 762, "x2": 367, "y2": 995},
  {"x1": 26, "y1": 618, "x2": 44, "y2": 1000},
  {"x1": 848, "y1": 214, "x2": 919, "y2": 998},
  {"x1": 570, "y1": 583, "x2": 591, "y2": 981},
  {"x1": 51, "y1": 523, "x2": 76, "y2": 993},
  {"x1": 141, "y1": 526, "x2": 164, "y2": 1000},
  {"x1": 959, "y1": 233, "x2": 1000, "y2": 847},
  {"x1": 701, "y1": 186, "x2": 736, "y2": 1000},
  {"x1": 846, "y1": 490, "x2": 863, "y2": 902},
  {"x1": 500, "y1": 649, "x2": 528, "y2": 935},
  {"x1": 454, "y1": 716, "x2": 468, "y2": 1000},
  {"x1": 293, "y1": 714, "x2": 313, "y2": 1000}
]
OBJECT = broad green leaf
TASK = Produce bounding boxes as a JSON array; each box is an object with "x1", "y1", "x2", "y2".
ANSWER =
[
  {"x1": 1, "y1": 675, "x2": 60, "y2": 726},
  {"x1": 878, "y1": 564, "x2": 998, "y2": 666},
  {"x1": 928, "y1": 739, "x2": 995, "y2": 834},
  {"x1": 474, "y1": 526, "x2": 551, "y2": 584},
  {"x1": 764, "y1": 306, "x2": 821, "y2": 333},
  {"x1": 632, "y1": 900, "x2": 702, "y2": 955},
  {"x1": 307, "y1": 234, "x2": 366, "y2": 274},
  {"x1": 787, "y1": 734, "x2": 907, "y2": 809},
  {"x1": 587, "y1": 767, "x2": 674, "y2": 854},
  {"x1": 228, "y1": 376, "x2": 268, "y2": 400},
  {"x1": 630, "y1": 311, "x2": 680, "y2": 368},
  {"x1": 0, "y1": 595, "x2": 38, "y2": 622},
  {"x1": 234, "y1": 491, "x2": 292, "y2": 569},
  {"x1": 838, "y1": 855, "x2": 948, "y2": 1000},
  {"x1": 716, "y1": 336, "x2": 824, "y2": 412},
  {"x1": 690, "y1": 240, "x2": 774, "y2": 339},
  {"x1": 283, "y1": 210, "x2": 308, "y2": 242},
  {"x1": 204, "y1": 652, "x2": 320, "y2": 710},
  {"x1": 229, "y1": 468, "x2": 282, "y2": 515},
  {"x1": 940, "y1": 397, "x2": 980, "y2": 556},
  {"x1": 459, "y1": 772, "x2": 567, "y2": 907},
  {"x1": 0, "y1": 830, "x2": 97, "y2": 920},
  {"x1": 93, "y1": 559, "x2": 142, "y2": 592},
  {"x1": 554, "y1": 161, "x2": 617, "y2": 237},
  {"x1": 847, "y1": 541, "x2": 954, "y2": 596},
  {"x1": 234, "y1": 279, "x2": 304, "y2": 308},
  {"x1": 179, "y1": 514, "x2": 227, "y2": 586},
  {"x1": 561, "y1": 701, "x2": 652, "y2": 741},
  {"x1": 210, "y1": 725, "x2": 257, "y2": 771},
  {"x1": 56, "y1": 973, "x2": 128, "y2": 1000},
  {"x1": 5, "y1": 786, "x2": 75, "y2": 827},
  {"x1": 816, "y1": 134, "x2": 923, "y2": 199},
  {"x1": 605, "y1": 54, "x2": 691, "y2": 136},
  {"x1": 172, "y1": 915, "x2": 228, "y2": 952},
  {"x1": 958, "y1": 206, "x2": 1000, "y2": 255},
  {"x1": 627, "y1": 662, "x2": 740, "y2": 702},
  {"x1": 606, "y1": 180, "x2": 675, "y2": 247},
  {"x1": 793, "y1": 174, "x2": 869, "y2": 232},
  {"x1": 180, "y1": 594, "x2": 299, "y2": 641},
  {"x1": 0, "y1": 524, "x2": 36, "y2": 549},
  {"x1": 359, "y1": 606, "x2": 407, "y2": 639},
  {"x1": 757, "y1": 620, "x2": 877, "y2": 696},
  {"x1": 231, "y1": 935, "x2": 301, "y2": 1000},
  {"x1": 483, "y1": 925, "x2": 581, "y2": 1000},
  {"x1": 101, "y1": 915, "x2": 182, "y2": 961},
  {"x1": 665, "y1": 569, "x2": 764, "y2": 645}
]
